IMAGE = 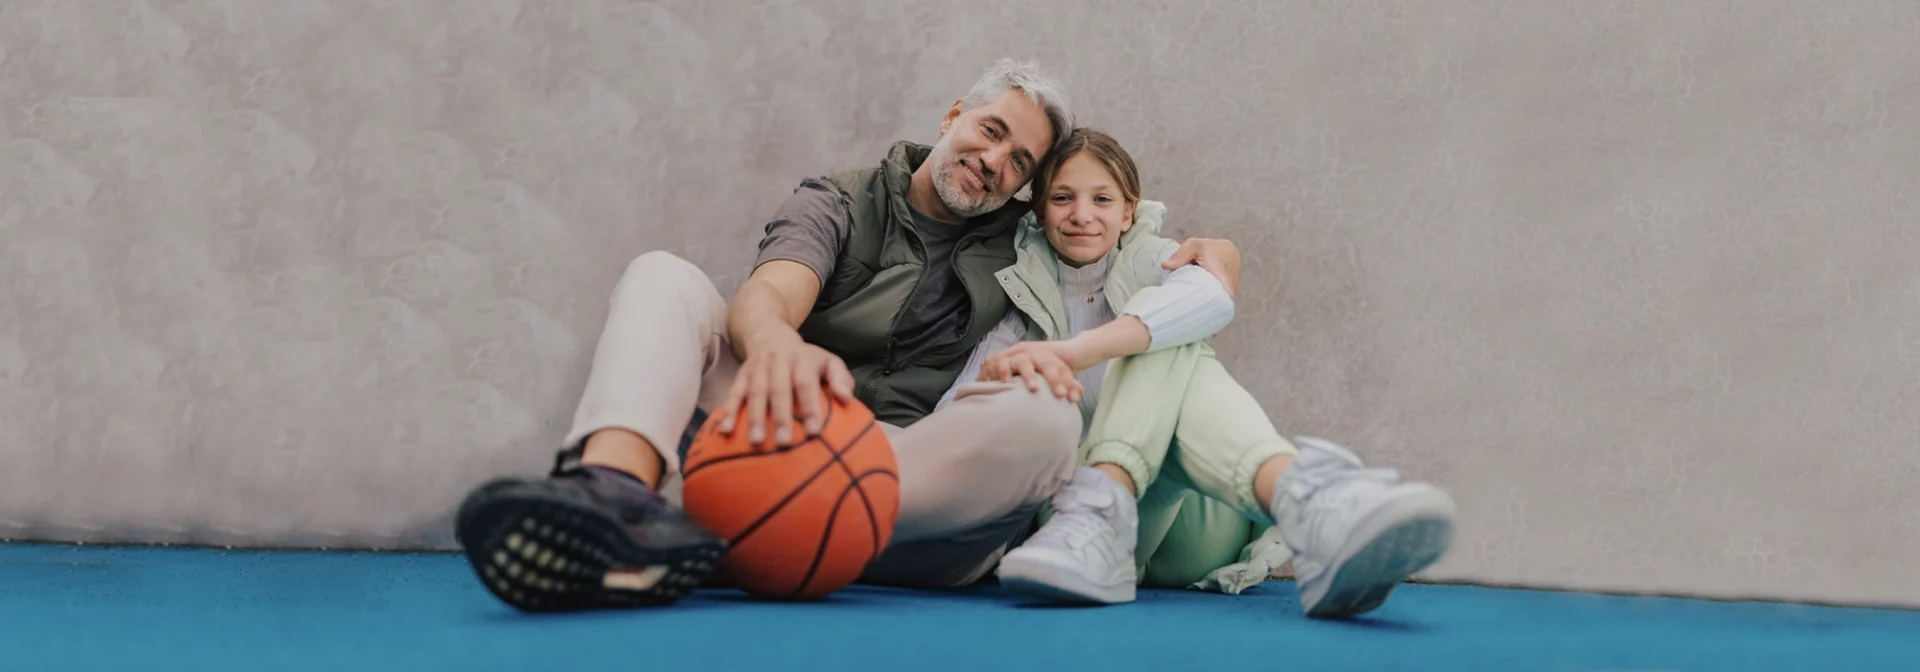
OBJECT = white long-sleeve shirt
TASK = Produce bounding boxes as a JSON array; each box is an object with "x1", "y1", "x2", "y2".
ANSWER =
[{"x1": 936, "y1": 245, "x2": 1236, "y2": 423}]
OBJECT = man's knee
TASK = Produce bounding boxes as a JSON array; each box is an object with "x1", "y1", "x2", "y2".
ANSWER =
[
  {"x1": 969, "y1": 383, "x2": 1081, "y2": 492},
  {"x1": 622, "y1": 250, "x2": 702, "y2": 285},
  {"x1": 615, "y1": 251, "x2": 720, "y2": 303}
]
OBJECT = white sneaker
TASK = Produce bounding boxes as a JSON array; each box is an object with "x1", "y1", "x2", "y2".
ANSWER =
[
  {"x1": 996, "y1": 467, "x2": 1139, "y2": 604},
  {"x1": 1273, "y1": 438, "x2": 1456, "y2": 619}
]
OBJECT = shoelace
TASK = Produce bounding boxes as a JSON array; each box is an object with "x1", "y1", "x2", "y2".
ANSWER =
[
  {"x1": 1292, "y1": 462, "x2": 1401, "y2": 499},
  {"x1": 1289, "y1": 464, "x2": 1402, "y2": 551},
  {"x1": 1030, "y1": 491, "x2": 1113, "y2": 548}
]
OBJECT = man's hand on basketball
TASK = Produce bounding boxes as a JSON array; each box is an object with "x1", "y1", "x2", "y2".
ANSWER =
[
  {"x1": 977, "y1": 342, "x2": 1085, "y2": 403},
  {"x1": 719, "y1": 335, "x2": 856, "y2": 447}
]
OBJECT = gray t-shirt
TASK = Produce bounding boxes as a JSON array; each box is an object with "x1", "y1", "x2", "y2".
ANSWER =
[{"x1": 754, "y1": 178, "x2": 972, "y2": 365}]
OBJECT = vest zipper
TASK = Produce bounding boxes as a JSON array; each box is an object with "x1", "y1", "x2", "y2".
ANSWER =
[
  {"x1": 870, "y1": 216, "x2": 999, "y2": 401},
  {"x1": 870, "y1": 215, "x2": 931, "y2": 398},
  {"x1": 948, "y1": 232, "x2": 984, "y2": 352},
  {"x1": 862, "y1": 339, "x2": 894, "y2": 401}
]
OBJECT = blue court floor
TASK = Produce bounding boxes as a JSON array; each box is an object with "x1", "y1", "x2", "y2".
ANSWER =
[{"x1": 2, "y1": 542, "x2": 1911, "y2": 670}]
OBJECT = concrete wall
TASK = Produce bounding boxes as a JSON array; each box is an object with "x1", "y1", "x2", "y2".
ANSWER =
[{"x1": 4, "y1": 1, "x2": 1917, "y2": 606}]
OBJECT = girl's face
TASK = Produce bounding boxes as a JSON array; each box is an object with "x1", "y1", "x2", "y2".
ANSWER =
[{"x1": 1041, "y1": 153, "x2": 1135, "y2": 268}]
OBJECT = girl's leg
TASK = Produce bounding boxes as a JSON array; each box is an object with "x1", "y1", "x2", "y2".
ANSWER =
[
  {"x1": 1002, "y1": 342, "x2": 1457, "y2": 618},
  {"x1": 1079, "y1": 343, "x2": 1210, "y2": 494},
  {"x1": 1137, "y1": 455, "x2": 1289, "y2": 595},
  {"x1": 1137, "y1": 486, "x2": 1255, "y2": 589},
  {"x1": 998, "y1": 343, "x2": 1297, "y2": 602},
  {"x1": 1161, "y1": 356, "x2": 1297, "y2": 523},
  {"x1": 996, "y1": 344, "x2": 1207, "y2": 604},
  {"x1": 1159, "y1": 357, "x2": 1297, "y2": 518},
  {"x1": 1166, "y1": 357, "x2": 1458, "y2": 619}
]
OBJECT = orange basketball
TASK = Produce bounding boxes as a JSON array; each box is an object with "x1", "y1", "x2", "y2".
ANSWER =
[{"x1": 681, "y1": 392, "x2": 900, "y2": 600}]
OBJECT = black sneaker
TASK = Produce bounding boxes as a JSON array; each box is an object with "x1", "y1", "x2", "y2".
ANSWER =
[{"x1": 454, "y1": 449, "x2": 727, "y2": 612}]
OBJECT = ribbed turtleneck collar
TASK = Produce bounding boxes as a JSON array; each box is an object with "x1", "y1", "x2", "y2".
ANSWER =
[{"x1": 1057, "y1": 253, "x2": 1110, "y2": 295}]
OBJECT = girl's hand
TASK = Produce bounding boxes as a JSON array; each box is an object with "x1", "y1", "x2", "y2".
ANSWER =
[{"x1": 978, "y1": 341, "x2": 1087, "y2": 403}]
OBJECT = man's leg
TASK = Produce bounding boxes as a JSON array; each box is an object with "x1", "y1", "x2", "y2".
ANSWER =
[
  {"x1": 564, "y1": 251, "x2": 743, "y2": 498},
  {"x1": 857, "y1": 381, "x2": 1082, "y2": 588},
  {"x1": 453, "y1": 251, "x2": 734, "y2": 612}
]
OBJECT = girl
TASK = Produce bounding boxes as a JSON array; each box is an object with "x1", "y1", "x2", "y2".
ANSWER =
[{"x1": 938, "y1": 129, "x2": 1457, "y2": 619}]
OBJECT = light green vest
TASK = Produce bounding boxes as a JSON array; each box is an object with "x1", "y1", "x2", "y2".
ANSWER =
[{"x1": 991, "y1": 200, "x2": 1215, "y2": 422}]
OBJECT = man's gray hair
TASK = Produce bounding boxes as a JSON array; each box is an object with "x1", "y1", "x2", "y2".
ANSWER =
[{"x1": 962, "y1": 59, "x2": 1075, "y2": 153}]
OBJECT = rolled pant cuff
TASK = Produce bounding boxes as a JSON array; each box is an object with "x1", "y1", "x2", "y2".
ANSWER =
[
  {"x1": 1232, "y1": 439, "x2": 1297, "y2": 525},
  {"x1": 1085, "y1": 440, "x2": 1154, "y2": 498}
]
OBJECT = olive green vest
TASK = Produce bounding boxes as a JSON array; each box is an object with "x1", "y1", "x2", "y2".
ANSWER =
[{"x1": 799, "y1": 141, "x2": 1025, "y2": 427}]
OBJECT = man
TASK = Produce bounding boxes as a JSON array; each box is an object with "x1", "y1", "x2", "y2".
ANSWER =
[{"x1": 452, "y1": 59, "x2": 1096, "y2": 611}]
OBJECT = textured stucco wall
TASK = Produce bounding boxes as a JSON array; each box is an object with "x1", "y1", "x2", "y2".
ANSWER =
[{"x1": 3, "y1": 1, "x2": 1917, "y2": 606}]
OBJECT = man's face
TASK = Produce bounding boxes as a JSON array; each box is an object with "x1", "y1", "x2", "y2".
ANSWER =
[{"x1": 928, "y1": 89, "x2": 1055, "y2": 218}]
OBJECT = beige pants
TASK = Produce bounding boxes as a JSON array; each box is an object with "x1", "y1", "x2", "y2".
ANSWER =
[{"x1": 565, "y1": 252, "x2": 1082, "y2": 588}]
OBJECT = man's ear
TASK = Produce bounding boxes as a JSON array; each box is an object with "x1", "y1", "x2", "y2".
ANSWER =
[{"x1": 938, "y1": 99, "x2": 966, "y2": 135}]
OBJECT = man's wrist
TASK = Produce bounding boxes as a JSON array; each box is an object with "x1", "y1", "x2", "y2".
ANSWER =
[{"x1": 740, "y1": 328, "x2": 803, "y2": 359}]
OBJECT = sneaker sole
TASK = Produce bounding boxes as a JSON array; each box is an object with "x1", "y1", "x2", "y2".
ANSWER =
[
  {"x1": 997, "y1": 553, "x2": 1137, "y2": 605},
  {"x1": 1300, "y1": 487, "x2": 1455, "y2": 620},
  {"x1": 455, "y1": 482, "x2": 726, "y2": 612}
]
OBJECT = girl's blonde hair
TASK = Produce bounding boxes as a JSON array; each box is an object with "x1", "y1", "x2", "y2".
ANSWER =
[{"x1": 1032, "y1": 128, "x2": 1142, "y2": 210}]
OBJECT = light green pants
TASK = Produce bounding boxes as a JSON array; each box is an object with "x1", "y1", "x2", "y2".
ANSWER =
[{"x1": 1079, "y1": 342, "x2": 1300, "y2": 590}]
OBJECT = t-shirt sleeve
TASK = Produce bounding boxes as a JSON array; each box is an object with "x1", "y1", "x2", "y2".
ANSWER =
[{"x1": 753, "y1": 178, "x2": 851, "y2": 287}]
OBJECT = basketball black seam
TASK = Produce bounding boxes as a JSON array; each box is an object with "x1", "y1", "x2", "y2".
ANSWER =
[
  {"x1": 789, "y1": 453, "x2": 894, "y2": 599},
  {"x1": 683, "y1": 396, "x2": 837, "y2": 474},
  {"x1": 847, "y1": 470, "x2": 897, "y2": 565},
  {"x1": 789, "y1": 476, "x2": 860, "y2": 598},
  {"x1": 682, "y1": 435, "x2": 829, "y2": 481},
  {"x1": 725, "y1": 417, "x2": 874, "y2": 549},
  {"x1": 817, "y1": 424, "x2": 890, "y2": 560},
  {"x1": 825, "y1": 416, "x2": 887, "y2": 565}
]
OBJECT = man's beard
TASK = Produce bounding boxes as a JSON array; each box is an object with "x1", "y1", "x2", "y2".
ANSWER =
[{"x1": 930, "y1": 153, "x2": 1008, "y2": 219}]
